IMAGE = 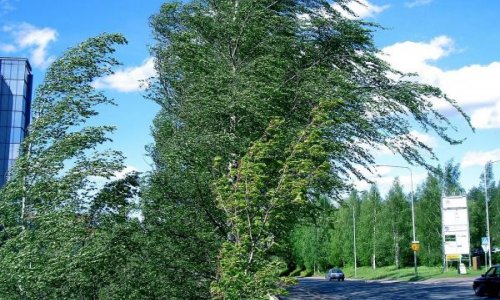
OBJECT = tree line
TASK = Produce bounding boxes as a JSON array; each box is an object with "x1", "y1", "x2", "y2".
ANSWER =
[
  {"x1": 289, "y1": 161, "x2": 500, "y2": 274},
  {"x1": 0, "y1": 0, "x2": 473, "y2": 298}
]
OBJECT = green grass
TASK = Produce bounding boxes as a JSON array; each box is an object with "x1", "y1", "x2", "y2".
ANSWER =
[{"x1": 316, "y1": 266, "x2": 486, "y2": 282}]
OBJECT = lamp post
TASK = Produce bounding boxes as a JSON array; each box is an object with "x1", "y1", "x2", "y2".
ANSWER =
[
  {"x1": 353, "y1": 201, "x2": 357, "y2": 278},
  {"x1": 484, "y1": 160, "x2": 499, "y2": 269},
  {"x1": 376, "y1": 164, "x2": 418, "y2": 277},
  {"x1": 345, "y1": 194, "x2": 358, "y2": 277}
]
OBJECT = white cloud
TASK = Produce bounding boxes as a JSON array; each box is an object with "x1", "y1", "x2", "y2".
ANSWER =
[
  {"x1": 333, "y1": 0, "x2": 390, "y2": 19},
  {"x1": 381, "y1": 36, "x2": 453, "y2": 88},
  {"x1": 113, "y1": 166, "x2": 138, "y2": 180},
  {"x1": 461, "y1": 149, "x2": 500, "y2": 168},
  {"x1": 381, "y1": 36, "x2": 500, "y2": 117},
  {"x1": 408, "y1": 130, "x2": 438, "y2": 148},
  {"x1": 93, "y1": 57, "x2": 156, "y2": 93},
  {"x1": 2, "y1": 23, "x2": 57, "y2": 68},
  {"x1": 405, "y1": 0, "x2": 433, "y2": 8},
  {"x1": 471, "y1": 102, "x2": 500, "y2": 129},
  {"x1": 353, "y1": 165, "x2": 426, "y2": 195}
]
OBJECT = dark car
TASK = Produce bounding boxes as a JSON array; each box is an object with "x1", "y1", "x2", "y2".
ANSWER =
[
  {"x1": 472, "y1": 248, "x2": 485, "y2": 257},
  {"x1": 473, "y1": 265, "x2": 500, "y2": 297},
  {"x1": 325, "y1": 268, "x2": 345, "y2": 281}
]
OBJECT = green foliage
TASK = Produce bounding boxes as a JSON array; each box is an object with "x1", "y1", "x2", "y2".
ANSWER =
[
  {"x1": 358, "y1": 186, "x2": 383, "y2": 269},
  {"x1": 0, "y1": 33, "x2": 133, "y2": 298},
  {"x1": 145, "y1": 0, "x2": 469, "y2": 297},
  {"x1": 442, "y1": 159, "x2": 465, "y2": 196},
  {"x1": 381, "y1": 179, "x2": 412, "y2": 268},
  {"x1": 415, "y1": 173, "x2": 443, "y2": 266}
]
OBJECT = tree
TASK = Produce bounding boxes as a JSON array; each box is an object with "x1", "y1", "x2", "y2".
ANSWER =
[
  {"x1": 145, "y1": 0, "x2": 469, "y2": 297},
  {"x1": 473, "y1": 163, "x2": 500, "y2": 262},
  {"x1": 442, "y1": 159, "x2": 465, "y2": 196},
  {"x1": 358, "y1": 185, "x2": 383, "y2": 269},
  {"x1": 415, "y1": 172, "x2": 443, "y2": 266},
  {"x1": 383, "y1": 179, "x2": 412, "y2": 268},
  {"x1": 289, "y1": 196, "x2": 334, "y2": 274},
  {"x1": 0, "y1": 33, "x2": 128, "y2": 298},
  {"x1": 468, "y1": 186, "x2": 486, "y2": 249},
  {"x1": 489, "y1": 178, "x2": 500, "y2": 263}
]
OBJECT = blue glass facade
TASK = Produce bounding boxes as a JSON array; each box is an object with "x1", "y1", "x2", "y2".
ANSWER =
[{"x1": 0, "y1": 57, "x2": 33, "y2": 186}]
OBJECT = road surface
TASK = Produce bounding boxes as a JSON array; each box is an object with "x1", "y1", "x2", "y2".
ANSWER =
[{"x1": 283, "y1": 277, "x2": 496, "y2": 299}]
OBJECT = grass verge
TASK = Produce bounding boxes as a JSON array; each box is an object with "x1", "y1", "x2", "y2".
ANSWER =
[{"x1": 316, "y1": 265, "x2": 486, "y2": 282}]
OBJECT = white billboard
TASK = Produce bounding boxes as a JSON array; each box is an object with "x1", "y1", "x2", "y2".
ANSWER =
[{"x1": 442, "y1": 196, "x2": 470, "y2": 257}]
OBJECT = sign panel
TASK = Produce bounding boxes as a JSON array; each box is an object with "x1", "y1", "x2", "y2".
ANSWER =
[
  {"x1": 411, "y1": 241, "x2": 420, "y2": 252},
  {"x1": 481, "y1": 237, "x2": 489, "y2": 252},
  {"x1": 442, "y1": 196, "x2": 470, "y2": 256}
]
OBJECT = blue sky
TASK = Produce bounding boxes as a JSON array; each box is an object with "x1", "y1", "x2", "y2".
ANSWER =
[{"x1": 1, "y1": 0, "x2": 499, "y2": 195}]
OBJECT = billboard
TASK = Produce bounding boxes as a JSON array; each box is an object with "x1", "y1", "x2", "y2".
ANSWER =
[{"x1": 442, "y1": 196, "x2": 470, "y2": 257}]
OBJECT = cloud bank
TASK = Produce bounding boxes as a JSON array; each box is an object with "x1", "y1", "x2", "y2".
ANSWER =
[
  {"x1": 461, "y1": 149, "x2": 500, "y2": 168},
  {"x1": 381, "y1": 36, "x2": 500, "y2": 129}
]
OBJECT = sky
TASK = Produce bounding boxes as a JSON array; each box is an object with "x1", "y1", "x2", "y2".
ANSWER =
[{"x1": 1, "y1": 0, "x2": 499, "y2": 196}]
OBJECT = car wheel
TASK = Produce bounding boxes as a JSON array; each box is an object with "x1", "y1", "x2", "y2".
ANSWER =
[
  {"x1": 341, "y1": 278, "x2": 344, "y2": 282},
  {"x1": 474, "y1": 285, "x2": 485, "y2": 297},
  {"x1": 328, "y1": 277, "x2": 332, "y2": 281}
]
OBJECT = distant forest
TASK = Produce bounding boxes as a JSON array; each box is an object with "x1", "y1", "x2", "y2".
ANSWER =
[{"x1": 288, "y1": 160, "x2": 499, "y2": 274}]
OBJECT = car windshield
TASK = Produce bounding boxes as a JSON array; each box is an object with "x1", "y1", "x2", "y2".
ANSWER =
[
  {"x1": 332, "y1": 269, "x2": 342, "y2": 273},
  {"x1": 485, "y1": 267, "x2": 496, "y2": 277}
]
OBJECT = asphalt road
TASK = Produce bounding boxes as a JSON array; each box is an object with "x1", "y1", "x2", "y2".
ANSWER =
[{"x1": 284, "y1": 277, "x2": 498, "y2": 300}]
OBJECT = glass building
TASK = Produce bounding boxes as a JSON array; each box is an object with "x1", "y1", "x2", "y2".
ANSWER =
[{"x1": 0, "y1": 57, "x2": 33, "y2": 186}]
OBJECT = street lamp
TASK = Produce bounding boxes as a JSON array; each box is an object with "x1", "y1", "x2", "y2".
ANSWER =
[
  {"x1": 345, "y1": 195, "x2": 358, "y2": 277},
  {"x1": 484, "y1": 160, "x2": 499, "y2": 269},
  {"x1": 352, "y1": 201, "x2": 357, "y2": 278},
  {"x1": 376, "y1": 164, "x2": 418, "y2": 277}
]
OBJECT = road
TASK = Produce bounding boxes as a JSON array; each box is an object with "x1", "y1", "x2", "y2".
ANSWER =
[{"x1": 283, "y1": 277, "x2": 497, "y2": 299}]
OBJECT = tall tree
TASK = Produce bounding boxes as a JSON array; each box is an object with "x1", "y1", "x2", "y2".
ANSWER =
[
  {"x1": 145, "y1": 0, "x2": 470, "y2": 297},
  {"x1": 469, "y1": 163, "x2": 495, "y2": 249},
  {"x1": 415, "y1": 172, "x2": 443, "y2": 266},
  {"x1": 358, "y1": 185, "x2": 383, "y2": 269},
  {"x1": 290, "y1": 196, "x2": 334, "y2": 274},
  {"x1": 468, "y1": 186, "x2": 486, "y2": 249},
  {"x1": 383, "y1": 179, "x2": 412, "y2": 268},
  {"x1": 490, "y1": 178, "x2": 500, "y2": 262},
  {"x1": 0, "y1": 33, "x2": 127, "y2": 298}
]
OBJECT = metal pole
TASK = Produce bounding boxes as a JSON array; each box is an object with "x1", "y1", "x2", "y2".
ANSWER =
[
  {"x1": 353, "y1": 202, "x2": 357, "y2": 278},
  {"x1": 375, "y1": 164, "x2": 418, "y2": 277},
  {"x1": 483, "y1": 160, "x2": 499, "y2": 269},
  {"x1": 483, "y1": 166, "x2": 490, "y2": 268},
  {"x1": 409, "y1": 169, "x2": 418, "y2": 277}
]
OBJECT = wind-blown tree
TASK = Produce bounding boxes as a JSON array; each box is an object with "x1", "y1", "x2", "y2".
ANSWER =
[
  {"x1": 0, "y1": 33, "x2": 127, "y2": 298},
  {"x1": 145, "y1": 0, "x2": 469, "y2": 297},
  {"x1": 415, "y1": 172, "x2": 443, "y2": 266}
]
